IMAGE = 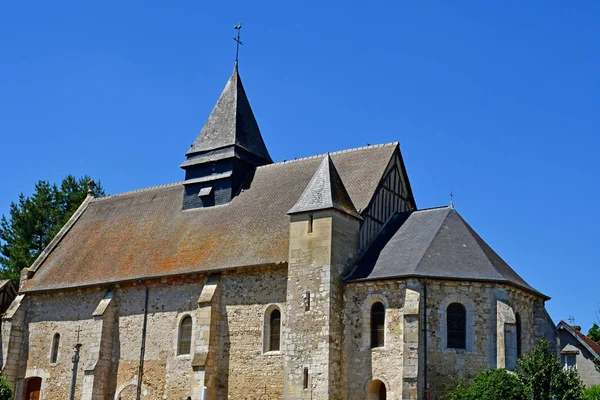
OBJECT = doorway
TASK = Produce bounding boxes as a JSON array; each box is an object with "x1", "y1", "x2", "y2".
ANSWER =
[
  {"x1": 367, "y1": 379, "x2": 387, "y2": 400},
  {"x1": 25, "y1": 377, "x2": 42, "y2": 400}
]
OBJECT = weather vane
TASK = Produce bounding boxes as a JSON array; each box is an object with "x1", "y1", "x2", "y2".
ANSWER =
[{"x1": 234, "y1": 23, "x2": 243, "y2": 63}]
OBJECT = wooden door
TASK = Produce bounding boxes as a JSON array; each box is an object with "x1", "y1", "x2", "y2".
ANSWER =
[{"x1": 25, "y1": 377, "x2": 41, "y2": 400}]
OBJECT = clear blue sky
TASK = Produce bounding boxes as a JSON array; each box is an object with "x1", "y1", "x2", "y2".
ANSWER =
[{"x1": 1, "y1": 1, "x2": 598, "y2": 330}]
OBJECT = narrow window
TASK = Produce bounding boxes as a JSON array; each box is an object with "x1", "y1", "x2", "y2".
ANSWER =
[
  {"x1": 308, "y1": 214, "x2": 314, "y2": 234},
  {"x1": 370, "y1": 302, "x2": 385, "y2": 348},
  {"x1": 516, "y1": 313, "x2": 522, "y2": 357},
  {"x1": 178, "y1": 315, "x2": 193, "y2": 355},
  {"x1": 562, "y1": 354, "x2": 577, "y2": 370},
  {"x1": 269, "y1": 309, "x2": 281, "y2": 351},
  {"x1": 50, "y1": 333, "x2": 60, "y2": 363},
  {"x1": 447, "y1": 303, "x2": 466, "y2": 349},
  {"x1": 305, "y1": 291, "x2": 311, "y2": 312},
  {"x1": 303, "y1": 367, "x2": 309, "y2": 389}
]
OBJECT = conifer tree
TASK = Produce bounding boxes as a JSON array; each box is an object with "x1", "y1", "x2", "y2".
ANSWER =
[{"x1": 0, "y1": 175, "x2": 104, "y2": 285}]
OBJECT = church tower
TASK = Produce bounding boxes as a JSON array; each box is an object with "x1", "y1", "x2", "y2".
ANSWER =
[
  {"x1": 285, "y1": 154, "x2": 362, "y2": 399},
  {"x1": 180, "y1": 63, "x2": 272, "y2": 209}
]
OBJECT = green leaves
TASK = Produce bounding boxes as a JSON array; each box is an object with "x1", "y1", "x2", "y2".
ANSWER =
[
  {"x1": 0, "y1": 175, "x2": 104, "y2": 285},
  {"x1": 444, "y1": 340, "x2": 585, "y2": 400},
  {"x1": 0, "y1": 376, "x2": 12, "y2": 400},
  {"x1": 588, "y1": 324, "x2": 600, "y2": 346}
]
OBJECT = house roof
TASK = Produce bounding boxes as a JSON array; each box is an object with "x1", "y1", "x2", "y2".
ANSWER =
[
  {"x1": 182, "y1": 63, "x2": 272, "y2": 166},
  {"x1": 558, "y1": 321, "x2": 600, "y2": 358},
  {"x1": 22, "y1": 144, "x2": 397, "y2": 292},
  {"x1": 288, "y1": 154, "x2": 361, "y2": 219},
  {"x1": 346, "y1": 206, "x2": 547, "y2": 298}
]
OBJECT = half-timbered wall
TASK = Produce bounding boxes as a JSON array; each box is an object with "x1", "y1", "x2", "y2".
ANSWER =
[{"x1": 359, "y1": 150, "x2": 416, "y2": 250}]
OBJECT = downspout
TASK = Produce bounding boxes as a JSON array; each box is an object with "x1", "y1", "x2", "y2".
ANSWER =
[
  {"x1": 423, "y1": 278, "x2": 428, "y2": 400},
  {"x1": 136, "y1": 286, "x2": 150, "y2": 400}
]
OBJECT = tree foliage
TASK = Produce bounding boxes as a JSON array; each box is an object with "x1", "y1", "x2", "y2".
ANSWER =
[
  {"x1": 517, "y1": 339, "x2": 584, "y2": 400},
  {"x1": 444, "y1": 340, "x2": 584, "y2": 400},
  {"x1": 0, "y1": 175, "x2": 104, "y2": 284},
  {"x1": 583, "y1": 385, "x2": 600, "y2": 400},
  {"x1": 588, "y1": 323, "x2": 600, "y2": 346},
  {"x1": 0, "y1": 376, "x2": 12, "y2": 400}
]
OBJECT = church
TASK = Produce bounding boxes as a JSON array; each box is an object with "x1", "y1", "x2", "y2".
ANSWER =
[{"x1": 1, "y1": 62, "x2": 556, "y2": 400}]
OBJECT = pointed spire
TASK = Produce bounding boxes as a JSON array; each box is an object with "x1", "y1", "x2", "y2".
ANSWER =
[
  {"x1": 288, "y1": 154, "x2": 362, "y2": 219},
  {"x1": 183, "y1": 64, "x2": 272, "y2": 166}
]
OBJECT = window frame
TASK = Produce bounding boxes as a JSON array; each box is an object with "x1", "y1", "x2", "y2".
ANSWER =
[
  {"x1": 370, "y1": 302, "x2": 386, "y2": 348},
  {"x1": 50, "y1": 333, "x2": 60, "y2": 364},
  {"x1": 446, "y1": 302, "x2": 467, "y2": 350},
  {"x1": 177, "y1": 315, "x2": 193, "y2": 356},
  {"x1": 263, "y1": 304, "x2": 283, "y2": 354}
]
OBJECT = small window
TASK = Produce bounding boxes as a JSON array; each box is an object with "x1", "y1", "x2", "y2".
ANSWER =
[
  {"x1": 447, "y1": 303, "x2": 466, "y2": 349},
  {"x1": 305, "y1": 291, "x2": 311, "y2": 312},
  {"x1": 370, "y1": 302, "x2": 385, "y2": 348},
  {"x1": 50, "y1": 333, "x2": 60, "y2": 363},
  {"x1": 269, "y1": 309, "x2": 281, "y2": 351},
  {"x1": 562, "y1": 354, "x2": 577, "y2": 370},
  {"x1": 308, "y1": 214, "x2": 314, "y2": 234},
  {"x1": 516, "y1": 313, "x2": 522, "y2": 357},
  {"x1": 303, "y1": 367, "x2": 309, "y2": 390},
  {"x1": 178, "y1": 316, "x2": 193, "y2": 355}
]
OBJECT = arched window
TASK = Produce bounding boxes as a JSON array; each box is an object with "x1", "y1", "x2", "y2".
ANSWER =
[
  {"x1": 371, "y1": 302, "x2": 385, "y2": 348},
  {"x1": 269, "y1": 309, "x2": 281, "y2": 351},
  {"x1": 447, "y1": 303, "x2": 466, "y2": 349},
  {"x1": 178, "y1": 315, "x2": 192, "y2": 355},
  {"x1": 516, "y1": 313, "x2": 522, "y2": 357},
  {"x1": 50, "y1": 333, "x2": 60, "y2": 363}
]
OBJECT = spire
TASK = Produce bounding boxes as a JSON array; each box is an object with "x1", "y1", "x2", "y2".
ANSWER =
[
  {"x1": 182, "y1": 64, "x2": 272, "y2": 167},
  {"x1": 288, "y1": 154, "x2": 362, "y2": 219},
  {"x1": 180, "y1": 65, "x2": 272, "y2": 210}
]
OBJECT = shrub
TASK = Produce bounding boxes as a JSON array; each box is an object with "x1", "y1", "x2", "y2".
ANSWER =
[
  {"x1": 0, "y1": 376, "x2": 12, "y2": 400},
  {"x1": 443, "y1": 370, "x2": 527, "y2": 400},
  {"x1": 583, "y1": 385, "x2": 600, "y2": 400}
]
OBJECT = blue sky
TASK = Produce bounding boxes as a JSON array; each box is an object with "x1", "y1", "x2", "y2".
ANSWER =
[{"x1": 1, "y1": 1, "x2": 598, "y2": 330}]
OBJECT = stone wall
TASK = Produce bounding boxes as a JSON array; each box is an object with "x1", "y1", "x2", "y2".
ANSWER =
[{"x1": 8, "y1": 265, "x2": 288, "y2": 400}]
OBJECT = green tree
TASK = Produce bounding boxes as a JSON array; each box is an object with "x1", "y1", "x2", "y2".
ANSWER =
[
  {"x1": 517, "y1": 339, "x2": 584, "y2": 400},
  {"x1": 583, "y1": 385, "x2": 600, "y2": 400},
  {"x1": 0, "y1": 175, "x2": 104, "y2": 285},
  {"x1": 589, "y1": 323, "x2": 600, "y2": 345},
  {"x1": 0, "y1": 376, "x2": 12, "y2": 400},
  {"x1": 463, "y1": 369, "x2": 527, "y2": 400}
]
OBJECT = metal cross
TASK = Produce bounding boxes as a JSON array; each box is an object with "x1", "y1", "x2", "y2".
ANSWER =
[
  {"x1": 233, "y1": 23, "x2": 243, "y2": 63},
  {"x1": 75, "y1": 324, "x2": 82, "y2": 343}
]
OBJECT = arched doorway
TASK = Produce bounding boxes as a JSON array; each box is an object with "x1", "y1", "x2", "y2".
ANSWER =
[
  {"x1": 24, "y1": 377, "x2": 42, "y2": 400},
  {"x1": 367, "y1": 379, "x2": 387, "y2": 400}
]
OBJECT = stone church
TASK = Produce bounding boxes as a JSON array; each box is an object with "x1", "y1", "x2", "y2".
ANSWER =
[{"x1": 1, "y1": 63, "x2": 556, "y2": 400}]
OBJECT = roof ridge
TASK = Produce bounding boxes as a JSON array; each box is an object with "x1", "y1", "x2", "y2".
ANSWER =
[
  {"x1": 91, "y1": 181, "x2": 184, "y2": 202},
  {"x1": 258, "y1": 142, "x2": 399, "y2": 169}
]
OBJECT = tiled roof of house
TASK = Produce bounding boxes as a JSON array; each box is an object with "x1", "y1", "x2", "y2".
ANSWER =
[
  {"x1": 346, "y1": 206, "x2": 547, "y2": 298},
  {"x1": 559, "y1": 321, "x2": 600, "y2": 357},
  {"x1": 22, "y1": 144, "x2": 397, "y2": 292}
]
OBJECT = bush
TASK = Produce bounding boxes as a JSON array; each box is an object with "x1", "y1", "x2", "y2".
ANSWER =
[
  {"x1": 0, "y1": 376, "x2": 12, "y2": 400},
  {"x1": 465, "y1": 369, "x2": 527, "y2": 400},
  {"x1": 517, "y1": 339, "x2": 584, "y2": 400},
  {"x1": 583, "y1": 385, "x2": 600, "y2": 400}
]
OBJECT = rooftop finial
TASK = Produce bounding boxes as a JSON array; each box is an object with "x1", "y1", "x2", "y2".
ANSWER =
[
  {"x1": 450, "y1": 191, "x2": 454, "y2": 208},
  {"x1": 87, "y1": 179, "x2": 96, "y2": 196},
  {"x1": 234, "y1": 23, "x2": 243, "y2": 64}
]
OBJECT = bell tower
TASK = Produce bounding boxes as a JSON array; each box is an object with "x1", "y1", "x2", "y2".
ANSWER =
[{"x1": 180, "y1": 63, "x2": 272, "y2": 209}]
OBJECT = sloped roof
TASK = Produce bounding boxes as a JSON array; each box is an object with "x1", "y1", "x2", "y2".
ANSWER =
[
  {"x1": 22, "y1": 144, "x2": 397, "y2": 292},
  {"x1": 288, "y1": 154, "x2": 361, "y2": 219},
  {"x1": 558, "y1": 321, "x2": 600, "y2": 358},
  {"x1": 183, "y1": 63, "x2": 272, "y2": 165},
  {"x1": 347, "y1": 206, "x2": 547, "y2": 298}
]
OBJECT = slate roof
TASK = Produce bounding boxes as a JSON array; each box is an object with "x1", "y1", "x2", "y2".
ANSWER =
[
  {"x1": 182, "y1": 63, "x2": 272, "y2": 166},
  {"x1": 22, "y1": 144, "x2": 398, "y2": 292},
  {"x1": 288, "y1": 154, "x2": 361, "y2": 219},
  {"x1": 558, "y1": 321, "x2": 600, "y2": 357},
  {"x1": 347, "y1": 206, "x2": 547, "y2": 298}
]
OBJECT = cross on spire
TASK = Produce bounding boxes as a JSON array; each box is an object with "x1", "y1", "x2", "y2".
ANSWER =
[{"x1": 234, "y1": 23, "x2": 243, "y2": 63}]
